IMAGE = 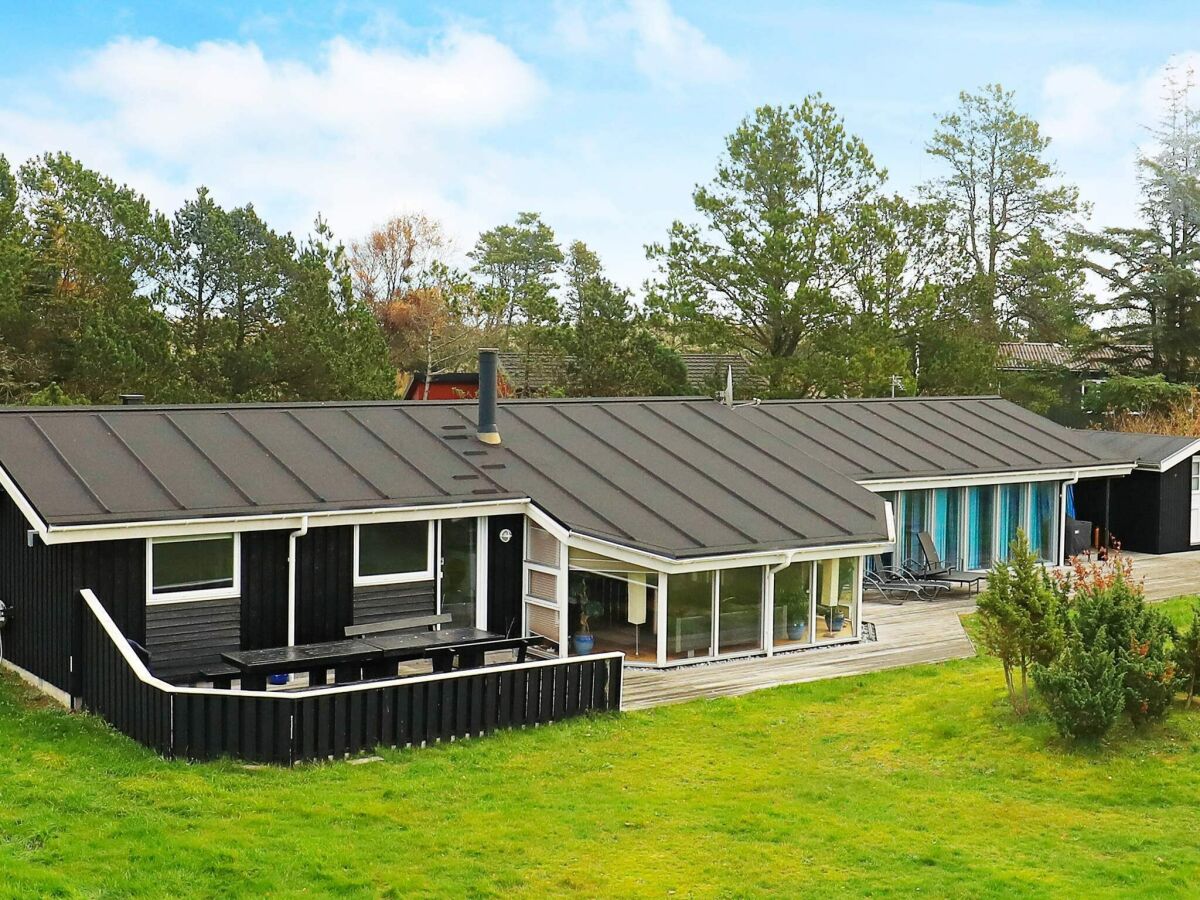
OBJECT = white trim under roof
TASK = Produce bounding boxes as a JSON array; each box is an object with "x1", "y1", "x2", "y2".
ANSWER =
[
  {"x1": 858, "y1": 463, "x2": 1135, "y2": 493},
  {"x1": 1140, "y1": 441, "x2": 1200, "y2": 474}
]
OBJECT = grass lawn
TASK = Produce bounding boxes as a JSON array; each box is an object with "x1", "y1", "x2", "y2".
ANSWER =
[{"x1": 3, "y1": 599, "x2": 1200, "y2": 898}]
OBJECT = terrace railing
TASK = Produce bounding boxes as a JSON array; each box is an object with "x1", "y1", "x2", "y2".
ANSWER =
[{"x1": 71, "y1": 589, "x2": 623, "y2": 765}]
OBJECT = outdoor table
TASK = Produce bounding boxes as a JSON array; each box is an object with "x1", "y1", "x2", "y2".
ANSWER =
[
  {"x1": 222, "y1": 639, "x2": 382, "y2": 691},
  {"x1": 221, "y1": 628, "x2": 502, "y2": 690}
]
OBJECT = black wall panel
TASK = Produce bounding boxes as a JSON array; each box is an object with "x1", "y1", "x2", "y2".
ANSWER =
[
  {"x1": 487, "y1": 514, "x2": 524, "y2": 637},
  {"x1": 353, "y1": 582, "x2": 436, "y2": 625},
  {"x1": 294, "y1": 525, "x2": 354, "y2": 644},
  {"x1": 241, "y1": 530, "x2": 290, "y2": 650},
  {"x1": 146, "y1": 596, "x2": 241, "y2": 681}
]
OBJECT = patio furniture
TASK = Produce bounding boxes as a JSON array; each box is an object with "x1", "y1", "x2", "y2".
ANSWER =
[
  {"x1": 863, "y1": 569, "x2": 927, "y2": 604},
  {"x1": 344, "y1": 613, "x2": 452, "y2": 638},
  {"x1": 221, "y1": 627, "x2": 506, "y2": 689},
  {"x1": 910, "y1": 533, "x2": 984, "y2": 595},
  {"x1": 425, "y1": 635, "x2": 544, "y2": 673},
  {"x1": 866, "y1": 555, "x2": 949, "y2": 602}
]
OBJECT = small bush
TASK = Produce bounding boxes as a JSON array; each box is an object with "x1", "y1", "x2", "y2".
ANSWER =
[
  {"x1": 1033, "y1": 634, "x2": 1125, "y2": 741},
  {"x1": 1174, "y1": 601, "x2": 1200, "y2": 708}
]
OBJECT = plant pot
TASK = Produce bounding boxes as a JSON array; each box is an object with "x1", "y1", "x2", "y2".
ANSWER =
[
  {"x1": 573, "y1": 633, "x2": 595, "y2": 655},
  {"x1": 829, "y1": 616, "x2": 845, "y2": 634},
  {"x1": 268, "y1": 673, "x2": 289, "y2": 686},
  {"x1": 786, "y1": 623, "x2": 808, "y2": 641}
]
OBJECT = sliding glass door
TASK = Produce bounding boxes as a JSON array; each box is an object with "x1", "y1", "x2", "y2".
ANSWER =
[
  {"x1": 1030, "y1": 482, "x2": 1058, "y2": 563},
  {"x1": 932, "y1": 488, "x2": 962, "y2": 569},
  {"x1": 440, "y1": 517, "x2": 478, "y2": 627},
  {"x1": 998, "y1": 484, "x2": 1026, "y2": 561},
  {"x1": 967, "y1": 486, "x2": 995, "y2": 570},
  {"x1": 717, "y1": 567, "x2": 764, "y2": 654},
  {"x1": 900, "y1": 491, "x2": 928, "y2": 566}
]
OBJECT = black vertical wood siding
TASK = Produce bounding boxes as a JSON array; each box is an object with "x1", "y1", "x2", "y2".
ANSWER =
[
  {"x1": 241, "y1": 530, "x2": 290, "y2": 649},
  {"x1": 294, "y1": 525, "x2": 353, "y2": 643},
  {"x1": 0, "y1": 492, "x2": 144, "y2": 691},
  {"x1": 487, "y1": 515, "x2": 524, "y2": 636},
  {"x1": 1077, "y1": 462, "x2": 1195, "y2": 555}
]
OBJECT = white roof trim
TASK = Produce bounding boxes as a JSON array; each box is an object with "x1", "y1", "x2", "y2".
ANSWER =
[
  {"x1": 858, "y1": 463, "x2": 1135, "y2": 492},
  {"x1": 1141, "y1": 441, "x2": 1200, "y2": 473}
]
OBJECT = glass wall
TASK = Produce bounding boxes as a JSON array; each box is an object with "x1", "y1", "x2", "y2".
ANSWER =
[
  {"x1": 565, "y1": 557, "x2": 659, "y2": 663},
  {"x1": 966, "y1": 486, "x2": 995, "y2": 570},
  {"x1": 1030, "y1": 482, "x2": 1058, "y2": 563},
  {"x1": 667, "y1": 570, "x2": 714, "y2": 661},
  {"x1": 773, "y1": 561, "x2": 813, "y2": 648},
  {"x1": 932, "y1": 488, "x2": 962, "y2": 568},
  {"x1": 900, "y1": 491, "x2": 927, "y2": 565},
  {"x1": 718, "y1": 567, "x2": 764, "y2": 654},
  {"x1": 815, "y1": 558, "x2": 857, "y2": 643},
  {"x1": 998, "y1": 483, "x2": 1026, "y2": 561}
]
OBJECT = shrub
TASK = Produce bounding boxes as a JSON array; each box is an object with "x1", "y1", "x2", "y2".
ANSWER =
[
  {"x1": 1067, "y1": 568, "x2": 1179, "y2": 727},
  {"x1": 1174, "y1": 601, "x2": 1200, "y2": 708},
  {"x1": 1033, "y1": 633, "x2": 1125, "y2": 741},
  {"x1": 977, "y1": 531, "x2": 1066, "y2": 715}
]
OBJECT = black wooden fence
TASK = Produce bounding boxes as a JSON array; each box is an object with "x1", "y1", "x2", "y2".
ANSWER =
[{"x1": 73, "y1": 589, "x2": 623, "y2": 765}]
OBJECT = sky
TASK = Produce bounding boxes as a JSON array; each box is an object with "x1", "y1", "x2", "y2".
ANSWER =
[{"x1": 1, "y1": 1, "x2": 1199, "y2": 291}]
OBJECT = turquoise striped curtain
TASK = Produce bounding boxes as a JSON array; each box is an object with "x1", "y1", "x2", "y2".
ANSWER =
[{"x1": 967, "y1": 486, "x2": 994, "y2": 570}]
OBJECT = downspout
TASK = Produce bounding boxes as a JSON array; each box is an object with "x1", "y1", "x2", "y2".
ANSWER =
[
  {"x1": 1058, "y1": 472, "x2": 1079, "y2": 565},
  {"x1": 287, "y1": 514, "x2": 310, "y2": 647},
  {"x1": 766, "y1": 550, "x2": 799, "y2": 657}
]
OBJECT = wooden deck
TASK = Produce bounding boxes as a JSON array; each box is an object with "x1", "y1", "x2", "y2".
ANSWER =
[
  {"x1": 1124, "y1": 550, "x2": 1200, "y2": 601},
  {"x1": 622, "y1": 596, "x2": 978, "y2": 711}
]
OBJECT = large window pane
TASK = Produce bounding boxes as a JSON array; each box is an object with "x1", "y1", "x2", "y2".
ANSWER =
[
  {"x1": 358, "y1": 521, "x2": 429, "y2": 580},
  {"x1": 998, "y1": 484, "x2": 1026, "y2": 561},
  {"x1": 440, "y1": 518, "x2": 477, "y2": 627},
  {"x1": 773, "y1": 561, "x2": 813, "y2": 648},
  {"x1": 667, "y1": 570, "x2": 714, "y2": 661},
  {"x1": 718, "y1": 567, "x2": 763, "y2": 654},
  {"x1": 1031, "y1": 483, "x2": 1058, "y2": 563},
  {"x1": 816, "y1": 558, "x2": 857, "y2": 643},
  {"x1": 967, "y1": 486, "x2": 995, "y2": 570},
  {"x1": 151, "y1": 535, "x2": 235, "y2": 597},
  {"x1": 900, "y1": 491, "x2": 928, "y2": 566},
  {"x1": 566, "y1": 565, "x2": 658, "y2": 663},
  {"x1": 932, "y1": 488, "x2": 962, "y2": 569}
]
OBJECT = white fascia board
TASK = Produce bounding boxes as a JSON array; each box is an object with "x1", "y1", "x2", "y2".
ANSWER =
[
  {"x1": 564, "y1": 530, "x2": 892, "y2": 575},
  {"x1": 39, "y1": 498, "x2": 531, "y2": 545},
  {"x1": 1144, "y1": 443, "x2": 1200, "y2": 474},
  {"x1": 858, "y1": 463, "x2": 1135, "y2": 492},
  {"x1": 0, "y1": 465, "x2": 48, "y2": 540}
]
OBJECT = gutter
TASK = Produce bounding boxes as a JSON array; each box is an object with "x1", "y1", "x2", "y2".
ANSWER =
[{"x1": 1058, "y1": 471, "x2": 1080, "y2": 565}]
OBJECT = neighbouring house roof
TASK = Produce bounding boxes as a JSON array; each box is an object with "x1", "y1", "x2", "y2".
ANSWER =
[
  {"x1": 738, "y1": 396, "x2": 1135, "y2": 483},
  {"x1": 1076, "y1": 430, "x2": 1200, "y2": 473},
  {"x1": 996, "y1": 342, "x2": 1151, "y2": 373},
  {"x1": 0, "y1": 398, "x2": 890, "y2": 559},
  {"x1": 495, "y1": 351, "x2": 751, "y2": 395}
]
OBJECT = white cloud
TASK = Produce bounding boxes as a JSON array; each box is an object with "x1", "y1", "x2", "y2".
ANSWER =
[
  {"x1": 0, "y1": 29, "x2": 547, "y2": 254},
  {"x1": 1041, "y1": 64, "x2": 1128, "y2": 148},
  {"x1": 552, "y1": 0, "x2": 742, "y2": 88}
]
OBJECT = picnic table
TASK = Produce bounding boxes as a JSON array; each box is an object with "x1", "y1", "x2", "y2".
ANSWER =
[{"x1": 221, "y1": 627, "x2": 501, "y2": 691}]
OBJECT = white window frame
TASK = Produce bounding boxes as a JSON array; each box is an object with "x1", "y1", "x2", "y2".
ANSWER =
[
  {"x1": 146, "y1": 533, "x2": 241, "y2": 605},
  {"x1": 353, "y1": 521, "x2": 436, "y2": 587}
]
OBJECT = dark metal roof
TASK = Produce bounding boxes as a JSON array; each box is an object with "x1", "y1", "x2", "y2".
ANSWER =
[
  {"x1": 738, "y1": 397, "x2": 1134, "y2": 482},
  {"x1": 1078, "y1": 430, "x2": 1200, "y2": 471},
  {"x1": 0, "y1": 398, "x2": 889, "y2": 559}
]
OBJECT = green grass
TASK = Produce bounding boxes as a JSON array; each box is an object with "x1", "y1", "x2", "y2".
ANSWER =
[{"x1": 3, "y1": 603, "x2": 1200, "y2": 897}]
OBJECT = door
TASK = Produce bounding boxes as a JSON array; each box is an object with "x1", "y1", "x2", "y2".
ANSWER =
[
  {"x1": 1191, "y1": 458, "x2": 1200, "y2": 544},
  {"x1": 440, "y1": 518, "x2": 479, "y2": 628}
]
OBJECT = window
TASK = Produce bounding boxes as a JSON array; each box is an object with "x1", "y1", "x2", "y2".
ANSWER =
[
  {"x1": 998, "y1": 484, "x2": 1026, "y2": 561},
  {"x1": 967, "y1": 486, "x2": 995, "y2": 570},
  {"x1": 932, "y1": 488, "x2": 962, "y2": 569},
  {"x1": 148, "y1": 534, "x2": 239, "y2": 603},
  {"x1": 667, "y1": 570, "x2": 714, "y2": 661},
  {"x1": 354, "y1": 521, "x2": 434, "y2": 584},
  {"x1": 1030, "y1": 482, "x2": 1058, "y2": 563},
  {"x1": 815, "y1": 557, "x2": 858, "y2": 643},
  {"x1": 718, "y1": 567, "x2": 764, "y2": 655}
]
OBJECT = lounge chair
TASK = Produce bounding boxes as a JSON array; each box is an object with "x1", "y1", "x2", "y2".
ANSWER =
[
  {"x1": 908, "y1": 533, "x2": 984, "y2": 595},
  {"x1": 864, "y1": 555, "x2": 948, "y2": 603}
]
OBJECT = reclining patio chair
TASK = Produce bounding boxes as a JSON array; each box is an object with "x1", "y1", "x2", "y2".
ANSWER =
[
  {"x1": 907, "y1": 533, "x2": 984, "y2": 595},
  {"x1": 864, "y1": 555, "x2": 948, "y2": 603}
]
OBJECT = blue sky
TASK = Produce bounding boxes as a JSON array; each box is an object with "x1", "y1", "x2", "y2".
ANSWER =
[{"x1": 1, "y1": 1, "x2": 1198, "y2": 289}]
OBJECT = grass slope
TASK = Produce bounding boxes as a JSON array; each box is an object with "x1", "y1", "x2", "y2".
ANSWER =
[{"x1": 1, "y1": 599, "x2": 1199, "y2": 898}]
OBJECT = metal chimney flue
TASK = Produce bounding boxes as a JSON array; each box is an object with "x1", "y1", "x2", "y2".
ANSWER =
[{"x1": 477, "y1": 349, "x2": 501, "y2": 445}]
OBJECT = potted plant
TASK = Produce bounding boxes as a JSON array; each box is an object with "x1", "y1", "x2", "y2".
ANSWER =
[
  {"x1": 782, "y1": 591, "x2": 808, "y2": 641},
  {"x1": 569, "y1": 581, "x2": 604, "y2": 655}
]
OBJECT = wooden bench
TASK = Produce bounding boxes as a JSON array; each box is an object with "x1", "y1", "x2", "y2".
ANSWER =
[
  {"x1": 200, "y1": 663, "x2": 242, "y2": 690},
  {"x1": 344, "y1": 613, "x2": 452, "y2": 639},
  {"x1": 425, "y1": 635, "x2": 544, "y2": 674}
]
